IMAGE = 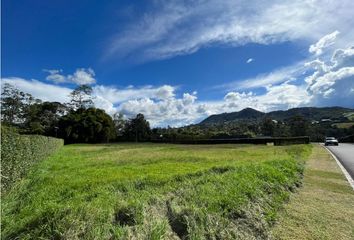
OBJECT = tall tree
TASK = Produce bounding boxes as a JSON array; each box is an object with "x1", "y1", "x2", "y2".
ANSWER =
[
  {"x1": 112, "y1": 112, "x2": 127, "y2": 138},
  {"x1": 68, "y1": 85, "x2": 94, "y2": 110},
  {"x1": 1, "y1": 83, "x2": 35, "y2": 125},
  {"x1": 124, "y1": 113, "x2": 151, "y2": 142}
]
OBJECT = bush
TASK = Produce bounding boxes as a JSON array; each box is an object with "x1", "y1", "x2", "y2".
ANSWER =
[{"x1": 1, "y1": 126, "x2": 63, "y2": 194}]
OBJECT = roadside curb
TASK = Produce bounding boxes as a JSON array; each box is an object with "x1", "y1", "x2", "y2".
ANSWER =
[{"x1": 322, "y1": 144, "x2": 354, "y2": 190}]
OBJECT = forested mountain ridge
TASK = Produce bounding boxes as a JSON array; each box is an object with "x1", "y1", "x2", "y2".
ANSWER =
[{"x1": 200, "y1": 107, "x2": 354, "y2": 125}]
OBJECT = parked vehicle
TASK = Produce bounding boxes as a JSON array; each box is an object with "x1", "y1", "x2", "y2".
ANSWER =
[{"x1": 324, "y1": 137, "x2": 339, "y2": 146}]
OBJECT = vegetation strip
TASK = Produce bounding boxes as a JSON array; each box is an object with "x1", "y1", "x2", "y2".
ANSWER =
[
  {"x1": 323, "y1": 145, "x2": 354, "y2": 190},
  {"x1": 1, "y1": 143, "x2": 311, "y2": 239},
  {"x1": 271, "y1": 144, "x2": 354, "y2": 239}
]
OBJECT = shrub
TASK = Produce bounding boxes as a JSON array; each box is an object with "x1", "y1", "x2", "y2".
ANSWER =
[{"x1": 1, "y1": 126, "x2": 63, "y2": 194}]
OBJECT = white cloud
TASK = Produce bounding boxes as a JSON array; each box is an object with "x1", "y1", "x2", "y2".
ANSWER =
[
  {"x1": 221, "y1": 61, "x2": 306, "y2": 90},
  {"x1": 331, "y1": 46, "x2": 354, "y2": 69},
  {"x1": 44, "y1": 68, "x2": 96, "y2": 85},
  {"x1": 155, "y1": 85, "x2": 175, "y2": 99},
  {"x1": 182, "y1": 92, "x2": 197, "y2": 105},
  {"x1": 217, "y1": 32, "x2": 354, "y2": 110},
  {"x1": 246, "y1": 58, "x2": 254, "y2": 64},
  {"x1": 93, "y1": 95, "x2": 117, "y2": 115},
  {"x1": 309, "y1": 31, "x2": 340, "y2": 55},
  {"x1": 117, "y1": 92, "x2": 202, "y2": 126},
  {"x1": 307, "y1": 67, "x2": 354, "y2": 95},
  {"x1": 68, "y1": 68, "x2": 96, "y2": 85},
  {"x1": 224, "y1": 91, "x2": 254, "y2": 101},
  {"x1": 1, "y1": 77, "x2": 72, "y2": 103},
  {"x1": 305, "y1": 45, "x2": 354, "y2": 106},
  {"x1": 222, "y1": 83, "x2": 311, "y2": 113},
  {"x1": 106, "y1": 0, "x2": 354, "y2": 62},
  {"x1": 44, "y1": 69, "x2": 66, "y2": 83},
  {"x1": 92, "y1": 84, "x2": 178, "y2": 104}
]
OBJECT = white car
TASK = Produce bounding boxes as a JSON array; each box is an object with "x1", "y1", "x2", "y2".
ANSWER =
[{"x1": 324, "y1": 137, "x2": 339, "y2": 146}]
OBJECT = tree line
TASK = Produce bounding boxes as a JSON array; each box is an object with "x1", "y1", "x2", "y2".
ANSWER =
[{"x1": 1, "y1": 84, "x2": 151, "y2": 144}]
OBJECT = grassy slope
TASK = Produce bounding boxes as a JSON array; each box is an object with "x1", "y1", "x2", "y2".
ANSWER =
[
  {"x1": 271, "y1": 144, "x2": 354, "y2": 239},
  {"x1": 332, "y1": 122, "x2": 354, "y2": 129},
  {"x1": 2, "y1": 143, "x2": 311, "y2": 239},
  {"x1": 344, "y1": 112, "x2": 354, "y2": 121}
]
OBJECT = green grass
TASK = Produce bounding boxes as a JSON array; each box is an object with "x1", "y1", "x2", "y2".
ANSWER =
[
  {"x1": 271, "y1": 145, "x2": 354, "y2": 239},
  {"x1": 1, "y1": 143, "x2": 312, "y2": 239},
  {"x1": 344, "y1": 112, "x2": 354, "y2": 121},
  {"x1": 332, "y1": 122, "x2": 354, "y2": 129}
]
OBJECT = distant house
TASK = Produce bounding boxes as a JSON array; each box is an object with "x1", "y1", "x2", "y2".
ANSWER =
[{"x1": 321, "y1": 119, "x2": 332, "y2": 122}]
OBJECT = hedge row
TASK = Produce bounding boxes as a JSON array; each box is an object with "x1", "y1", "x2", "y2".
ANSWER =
[{"x1": 1, "y1": 126, "x2": 64, "y2": 194}]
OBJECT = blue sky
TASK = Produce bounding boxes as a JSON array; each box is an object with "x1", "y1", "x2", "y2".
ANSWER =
[{"x1": 2, "y1": 0, "x2": 354, "y2": 126}]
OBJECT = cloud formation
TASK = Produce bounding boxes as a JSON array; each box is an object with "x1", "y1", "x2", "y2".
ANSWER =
[
  {"x1": 44, "y1": 68, "x2": 96, "y2": 85},
  {"x1": 221, "y1": 62, "x2": 306, "y2": 90},
  {"x1": 309, "y1": 31, "x2": 340, "y2": 55},
  {"x1": 2, "y1": 77, "x2": 72, "y2": 103},
  {"x1": 106, "y1": 0, "x2": 354, "y2": 62},
  {"x1": 306, "y1": 45, "x2": 354, "y2": 105},
  {"x1": 2, "y1": 32, "x2": 353, "y2": 127}
]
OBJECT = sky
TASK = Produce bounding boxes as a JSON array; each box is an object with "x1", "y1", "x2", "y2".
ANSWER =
[{"x1": 2, "y1": 0, "x2": 354, "y2": 126}]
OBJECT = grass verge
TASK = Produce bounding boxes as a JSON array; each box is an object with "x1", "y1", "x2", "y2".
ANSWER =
[
  {"x1": 271, "y1": 144, "x2": 354, "y2": 239},
  {"x1": 1, "y1": 143, "x2": 312, "y2": 239}
]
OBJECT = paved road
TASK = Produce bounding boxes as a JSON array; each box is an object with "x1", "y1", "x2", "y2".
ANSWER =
[{"x1": 326, "y1": 143, "x2": 354, "y2": 179}]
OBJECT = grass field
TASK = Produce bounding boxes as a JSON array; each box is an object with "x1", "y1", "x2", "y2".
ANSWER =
[
  {"x1": 1, "y1": 143, "x2": 312, "y2": 239},
  {"x1": 344, "y1": 112, "x2": 354, "y2": 121},
  {"x1": 272, "y1": 145, "x2": 354, "y2": 239},
  {"x1": 332, "y1": 122, "x2": 354, "y2": 129}
]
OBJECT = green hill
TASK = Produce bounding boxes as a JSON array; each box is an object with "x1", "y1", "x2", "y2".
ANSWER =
[{"x1": 200, "y1": 106, "x2": 354, "y2": 125}]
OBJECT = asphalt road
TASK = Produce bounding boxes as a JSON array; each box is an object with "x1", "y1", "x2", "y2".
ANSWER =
[{"x1": 326, "y1": 143, "x2": 354, "y2": 179}]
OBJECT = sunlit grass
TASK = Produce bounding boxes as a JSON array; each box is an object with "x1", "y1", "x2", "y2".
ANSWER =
[
  {"x1": 1, "y1": 143, "x2": 312, "y2": 239},
  {"x1": 272, "y1": 145, "x2": 354, "y2": 239}
]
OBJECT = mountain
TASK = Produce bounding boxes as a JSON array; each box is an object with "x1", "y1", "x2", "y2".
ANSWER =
[
  {"x1": 200, "y1": 108, "x2": 265, "y2": 125},
  {"x1": 199, "y1": 107, "x2": 354, "y2": 125}
]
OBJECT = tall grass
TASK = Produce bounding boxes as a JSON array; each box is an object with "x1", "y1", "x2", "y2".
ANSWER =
[{"x1": 1, "y1": 143, "x2": 311, "y2": 239}]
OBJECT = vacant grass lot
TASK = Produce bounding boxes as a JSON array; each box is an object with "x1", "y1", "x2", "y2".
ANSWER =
[{"x1": 1, "y1": 143, "x2": 311, "y2": 239}]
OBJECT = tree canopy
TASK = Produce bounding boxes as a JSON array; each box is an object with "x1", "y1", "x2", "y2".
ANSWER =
[
  {"x1": 1, "y1": 83, "x2": 35, "y2": 125},
  {"x1": 124, "y1": 113, "x2": 151, "y2": 142},
  {"x1": 68, "y1": 84, "x2": 94, "y2": 110},
  {"x1": 58, "y1": 108, "x2": 115, "y2": 143}
]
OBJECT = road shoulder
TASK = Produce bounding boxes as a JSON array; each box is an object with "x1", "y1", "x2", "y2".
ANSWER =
[
  {"x1": 271, "y1": 144, "x2": 354, "y2": 240},
  {"x1": 325, "y1": 145, "x2": 354, "y2": 190}
]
